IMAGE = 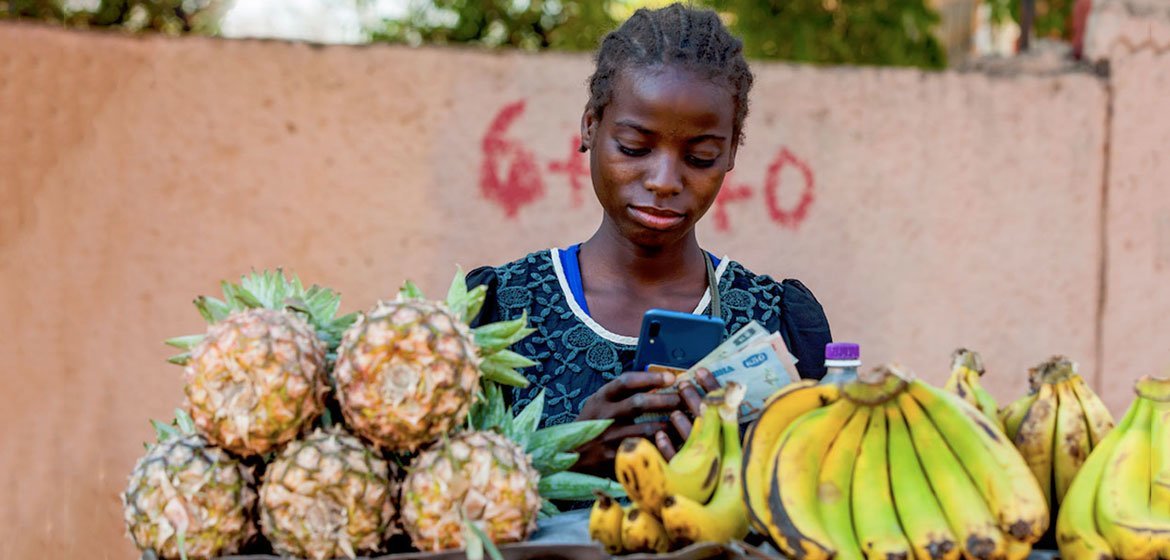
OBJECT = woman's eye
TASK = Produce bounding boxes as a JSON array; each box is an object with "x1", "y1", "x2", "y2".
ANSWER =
[
  {"x1": 687, "y1": 155, "x2": 717, "y2": 168},
  {"x1": 618, "y1": 144, "x2": 649, "y2": 157}
]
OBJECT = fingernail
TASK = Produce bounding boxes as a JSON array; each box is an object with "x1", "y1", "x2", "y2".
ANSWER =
[{"x1": 661, "y1": 373, "x2": 675, "y2": 385}]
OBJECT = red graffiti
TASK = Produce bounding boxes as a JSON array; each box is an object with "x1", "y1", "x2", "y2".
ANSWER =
[
  {"x1": 712, "y1": 172, "x2": 753, "y2": 232},
  {"x1": 481, "y1": 100, "x2": 545, "y2": 217},
  {"x1": 547, "y1": 135, "x2": 589, "y2": 208},
  {"x1": 763, "y1": 148, "x2": 815, "y2": 229}
]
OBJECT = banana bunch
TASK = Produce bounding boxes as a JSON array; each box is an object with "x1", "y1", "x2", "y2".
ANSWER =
[
  {"x1": 1057, "y1": 375, "x2": 1170, "y2": 560},
  {"x1": 590, "y1": 382, "x2": 749, "y2": 553},
  {"x1": 944, "y1": 348, "x2": 1002, "y2": 428},
  {"x1": 744, "y1": 364, "x2": 1049, "y2": 560},
  {"x1": 999, "y1": 356, "x2": 1114, "y2": 511}
]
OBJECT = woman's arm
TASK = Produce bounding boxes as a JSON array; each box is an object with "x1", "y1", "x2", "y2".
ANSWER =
[{"x1": 778, "y1": 278, "x2": 833, "y2": 381}]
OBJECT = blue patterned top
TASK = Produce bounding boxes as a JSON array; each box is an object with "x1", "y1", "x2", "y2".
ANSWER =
[{"x1": 466, "y1": 249, "x2": 833, "y2": 428}]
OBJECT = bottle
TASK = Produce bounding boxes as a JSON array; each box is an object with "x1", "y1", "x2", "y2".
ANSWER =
[{"x1": 822, "y1": 342, "x2": 860, "y2": 385}]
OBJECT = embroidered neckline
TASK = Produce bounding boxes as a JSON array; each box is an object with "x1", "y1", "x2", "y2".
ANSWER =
[{"x1": 548, "y1": 247, "x2": 732, "y2": 346}]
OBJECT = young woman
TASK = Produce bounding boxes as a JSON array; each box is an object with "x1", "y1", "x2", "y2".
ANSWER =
[{"x1": 468, "y1": 4, "x2": 832, "y2": 478}]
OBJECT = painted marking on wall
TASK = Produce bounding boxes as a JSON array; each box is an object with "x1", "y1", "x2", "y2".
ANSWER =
[{"x1": 480, "y1": 100, "x2": 545, "y2": 217}]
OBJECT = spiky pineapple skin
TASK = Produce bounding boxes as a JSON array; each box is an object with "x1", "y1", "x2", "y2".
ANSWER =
[
  {"x1": 333, "y1": 300, "x2": 480, "y2": 453},
  {"x1": 122, "y1": 434, "x2": 257, "y2": 560},
  {"x1": 259, "y1": 427, "x2": 399, "y2": 560},
  {"x1": 401, "y1": 430, "x2": 542, "y2": 551},
  {"x1": 184, "y1": 308, "x2": 327, "y2": 456}
]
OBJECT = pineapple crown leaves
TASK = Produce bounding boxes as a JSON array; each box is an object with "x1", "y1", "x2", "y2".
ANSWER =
[
  {"x1": 165, "y1": 269, "x2": 357, "y2": 365},
  {"x1": 145, "y1": 408, "x2": 198, "y2": 450},
  {"x1": 467, "y1": 380, "x2": 625, "y2": 513},
  {"x1": 397, "y1": 268, "x2": 537, "y2": 388}
]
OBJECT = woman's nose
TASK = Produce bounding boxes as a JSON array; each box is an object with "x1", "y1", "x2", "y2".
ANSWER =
[{"x1": 643, "y1": 153, "x2": 683, "y2": 197}]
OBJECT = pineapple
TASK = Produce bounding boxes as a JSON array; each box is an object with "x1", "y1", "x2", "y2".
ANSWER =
[
  {"x1": 166, "y1": 270, "x2": 357, "y2": 456},
  {"x1": 332, "y1": 271, "x2": 537, "y2": 453},
  {"x1": 258, "y1": 427, "x2": 399, "y2": 560},
  {"x1": 122, "y1": 411, "x2": 257, "y2": 560},
  {"x1": 400, "y1": 382, "x2": 625, "y2": 552}
]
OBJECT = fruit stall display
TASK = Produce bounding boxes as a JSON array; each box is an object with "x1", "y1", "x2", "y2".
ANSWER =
[
  {"x1": 122, "y1": 269, "x2": 1168, "y2": 560},
  {"x1": 122, "y1": 270, "x2": 622, "y2": 560}
]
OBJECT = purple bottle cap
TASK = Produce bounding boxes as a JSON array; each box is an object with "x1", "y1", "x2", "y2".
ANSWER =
[{"x1": 825, "y1": 342, "x2": 860, "y2": 361}]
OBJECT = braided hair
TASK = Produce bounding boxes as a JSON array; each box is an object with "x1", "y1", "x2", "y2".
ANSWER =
[{"x1": 584, "y1": 3, "x2": 754, "y2": 148}]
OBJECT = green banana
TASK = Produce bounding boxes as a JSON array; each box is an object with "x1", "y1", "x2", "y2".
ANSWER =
[
  {"x1": 1000, "y1": 392, "x2": 1037, "y2": 441},
  {"x1": 660, "y1": 383, "x2": 749, "y2": 544},
  {"x1": 1152, "y1": 400, "x2": 1170, "y2": 520},
  {"x1": 1054, "y1": 394, "x2": 1132, "y2": 560},
  {"x1": 816, "y1": 404, "x2": 869, "y2": 560},
  {"x1": 898, "y1": 392, "x2": 1007, "y2": 560},
  {"x1": 945, "y1": 349, "x2": 1000, "y2": 427},
  {"x1": 1052, "y1": 379, "x2": 1092, "y2": 506},
  {"x1": 742, "y1": 381, "x2": 839, "y2": 535},
  {"x1": 588, "y1": 490, "x2": 626, "y2": 554},
  {"x1": 907, "y1": 380, "x2": 1049, "y2": 543},
  {"x1": 886, "y1": 403, "x2": 959, "y2": 560},
  {"x1": 1013, "y1": 382, "x2": 1058, "y2": 506},
  {"x1": 766, "y1": 398, "x2": 858, "y2": 559},
  {"x1": 1096, "y1": 398, "x2": 1162, "y2": 560},
  {"x1": 851, "y1": 405, "x2": 912, "y2": 560}
]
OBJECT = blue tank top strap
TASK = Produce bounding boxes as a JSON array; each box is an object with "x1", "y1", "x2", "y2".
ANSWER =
[{"x1": 558, "y1": 244, "x2": 721, "y2": 319}]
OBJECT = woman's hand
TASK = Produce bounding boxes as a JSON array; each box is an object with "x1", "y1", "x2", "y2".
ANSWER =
[
  {"x1": 572, "y1": 371, "x2": 681, "y2": 477},
  {"x1": 655, "y1": 368, "x2": 722, "y2": 460}
]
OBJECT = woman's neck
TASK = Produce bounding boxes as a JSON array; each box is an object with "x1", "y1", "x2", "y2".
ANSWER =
[{"x1": 579, "y1": 219, "x2": 706, "y2": 288}]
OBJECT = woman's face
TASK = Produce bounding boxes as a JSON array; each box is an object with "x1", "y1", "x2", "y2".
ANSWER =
[{"x1": 582, "y1": 65, "x2": 738, "y2": 249}]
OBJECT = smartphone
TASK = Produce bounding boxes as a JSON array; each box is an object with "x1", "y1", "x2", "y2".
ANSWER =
[{"x1": 632, "y1": 309, "x2": 726, "y2": 372}]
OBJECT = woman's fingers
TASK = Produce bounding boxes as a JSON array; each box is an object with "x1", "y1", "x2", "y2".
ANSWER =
[
  {"x1": 694, "y1": 368, "x2": 721, "y2": 393},
  {"x1": 611, "y1": 391, "x2": 681, "y2": 419},
  {"x1": 601, "y1": 421, "x2": 670, "y2": 443},
  {"x1": 602, "y1": 371, "x2": 676, "y2": 401},
  {"x1": 678, "y1": 381, "x2": 703, "y2": 418},
  {"x1": 655, "y1": 431, "x2": 677, "y2": 461},
  {"x1": 669, "y1": 410, "x2": 692, "y2": 442}
]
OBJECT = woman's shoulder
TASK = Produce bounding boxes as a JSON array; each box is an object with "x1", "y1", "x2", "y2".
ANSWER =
[{"x1": 465, "y1": 249, "x2": 556, "y2": 288}]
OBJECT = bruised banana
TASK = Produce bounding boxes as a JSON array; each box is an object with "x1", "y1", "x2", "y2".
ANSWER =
[
  {"x1": 614, "y1": 387, "x2": 726, "y2": 516},
  {"x1": 944, "y1": 348, "x2": 1000, "y2": 427},
  {"x1": 741, "y1": 380, "x2": 839, "y2": 535},
  {"x1": 660, "y1": 383, "x2": 749, "y2": 544},
  {"x1": 907, "y1": 380, "x2": 1049, "y2": 543},
  {"x1": 898, "y1": 392, "x2": 1007, "y2": 560},
  {"x1": 621, "y1": 505, "x2": 671, "y2": 553},
  {"x1": 1013, "y1": 382, "x2": 1058, "y2": 506},
  {"x1": 1069, "y1": 374, "x2": 1115, "y2": 446},
  {"x1": 852, "y1": 405, "x2": 913, "y2": 560},
  {"x1": 766, "y1": 398, "x2": 858, "y2": 559},
  {"x1": 1052, "y1": 379, "x2": 1091, "y2": 506},
  {"x1": 885, "y1": 402, "x2": 959, "y2": 560},
  {"x1": 588, "y1": 490, "x2": 626, "y2": 554}
]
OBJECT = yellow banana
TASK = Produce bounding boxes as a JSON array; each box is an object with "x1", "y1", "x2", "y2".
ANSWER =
[
  {"x1": 1012, "y1": 382, "x2": 1058, "y2": 506},
  {"x1": 588, "y1": 490, "x2": 626, "y2": 554},
  {"x1": 886, "y1": 403, "x2": 959, "y2": 560},
  {"x1": 615, "y1": 437, "x2": 669, "y2": 516},
  {"x1": 662, "y1": 397, "x2": 724, "y2": 505},
  {"x1": 1096, "y1": 398, "x2": 1163, "y2": 560},
  {"x1": 852, "y1": 405, "x2": 913, "y2": 560},
  {"x1": 742, "y1": 380, "x2": 839, "y2": 535},
  {"x1": 907, "y1": 380, "x2": 1049, "y2": 543},
  {"x1": 816, "y1": 403, "x2": 870, "y2": 560},
  {"x1": 621, "y1": 505, "x2": 671, "y2": 553},
  {"x1": 1054, "y1": 393, "x2": 1131, "y2": 560},
  {"x1": 945, "y1": 349, "x2": 1000, "y2": 427},
  {"x1": 999, "y1": 392, "x2": 1037, "y2": 441},
  {"x1": 898, "y1": 392, "x2": 1007, "y2": 560},
  {"x1": 660, "y1": 384, "x2": 749, "y2": 544},
  {"x1": 1052, "y1": 379, "x2": 1092, "y2": 506},
  {"x1": 766, "y1": 398, "x2": 858, "y2": 559},
  {"x1": 1069, "y1": 375, "x2": 1114, "y2": 447},
  {"x1": 1003, "y1": 537, "x2": 1032, "y2": 560}
]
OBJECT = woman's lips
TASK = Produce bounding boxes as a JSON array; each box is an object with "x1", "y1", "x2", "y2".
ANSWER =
[{"x1": 628, "y1": 205, "x2": 686, "y2": 230}]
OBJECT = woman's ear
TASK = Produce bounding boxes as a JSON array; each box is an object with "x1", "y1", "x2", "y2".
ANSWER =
[
  {"x1": 579, "y1": 106, "x2": 599, "y2": 152},
  {"x1": 725, "y1": 142, "x2": 739, "y2": 173}
]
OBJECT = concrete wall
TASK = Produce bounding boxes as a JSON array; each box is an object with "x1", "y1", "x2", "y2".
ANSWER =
[{"x1": 0, "y1": 7, "x2": 1161, "y2": 554}]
